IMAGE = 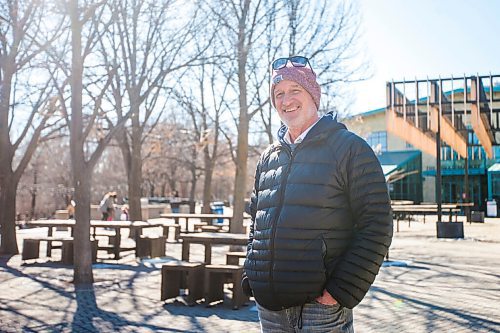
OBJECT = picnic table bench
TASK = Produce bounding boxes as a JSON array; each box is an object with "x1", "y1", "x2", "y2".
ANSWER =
[
  {"x1": 179, "y1": 232, "x2": 248, "y2": 265},
  {"x1": 159, "y1": 213, "x2": 233, "y2": 233},
  {"x1": 391, "y1": 204, "x2": 462, "y2": 232},
  {"x1": 24, "y1": 220, "x2": 164, "y2": 259}
]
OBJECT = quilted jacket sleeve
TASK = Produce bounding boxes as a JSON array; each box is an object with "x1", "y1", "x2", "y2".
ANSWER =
[
  {"x1": 242, "y1": 159, "x2": 261, "y2": 296},
  {"x1": 247, "y1": 159, "x2": 261, "y2": 252},
  {"x1": 325, "y1": 135, "x2": 393, "y2": 309}
]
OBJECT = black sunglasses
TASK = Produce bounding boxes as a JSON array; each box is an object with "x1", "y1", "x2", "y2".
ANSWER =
[{"x1": 271, "y1": 56, "x2": 315, "y2": 74}]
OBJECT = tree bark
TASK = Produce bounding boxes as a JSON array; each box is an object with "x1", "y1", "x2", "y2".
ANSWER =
[
  {"x1": 201, "y1": 148, "x2": 215, "y2": 214},
  {"x1": 231, "y1": 112, "x2": 249, "y2": 234},
  {"x1": 72, "y1": 168, "x2": 94, "y2": 284},
  {"x1": 0, "y1": 62, "x2": 18, "y2": 254},
  {"x1": 230, "y1": 3, "x2": 250, "y2": 234},
  {"x1": 69, "y1": 0, "x2": 93, "y2": 284},
  {"x1": 0, "y1": 178, "x2": 19, "y2": 255},
  {"x1": 124, "y1": 105, "x2": 143, "y2": 222}
]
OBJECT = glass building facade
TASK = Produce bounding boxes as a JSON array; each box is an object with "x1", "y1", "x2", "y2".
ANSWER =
[{"x1": 377, "y1": 150, "x2": 423, "y2": 203}]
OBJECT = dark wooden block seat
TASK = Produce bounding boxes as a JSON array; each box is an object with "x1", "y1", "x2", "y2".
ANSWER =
[
  {"x1": 61, "y1": 239, "x2": 98, "y2": 265},
  {"x1": 22, "y1": 237, "x2": 73, "y2": 261},
  {"x1": 161, "y1": 261, "x2": 205, "y2": 305},
  {"x1": 204, "y1": 264, "x2": 247, "y2": 310},
  {"x1": 226, "y1": 251, "x2": 247, "y2": 265},
  {"x1": 136, "y1": 236, "x2": 166, "y2": 258},
  {"x1": 22, "y1": 239, "x2": 42, "y2": 261}
]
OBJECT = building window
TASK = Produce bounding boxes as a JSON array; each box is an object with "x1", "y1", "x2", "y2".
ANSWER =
[
  {"x1": 367, "y1": 131, "x2": 387, "y2": 152},
  {"x1": 494, "y1": 146, "x2": 500, "y2": 159}
]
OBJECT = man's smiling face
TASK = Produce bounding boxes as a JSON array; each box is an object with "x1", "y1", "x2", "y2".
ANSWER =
[{"x1": 273, "y1": 80, "x2": 319, "y2": 136}]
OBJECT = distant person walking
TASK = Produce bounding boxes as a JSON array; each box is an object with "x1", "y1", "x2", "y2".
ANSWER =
[
  {"x1": 67, "y1": 199, "x2": 76, "y2": 219},
  {"x1": 100, "y1": 191, "x2": 117, "y2": 221},
  {"x1": 170, "y1": 190, "x2": 181, "y2": 214}
]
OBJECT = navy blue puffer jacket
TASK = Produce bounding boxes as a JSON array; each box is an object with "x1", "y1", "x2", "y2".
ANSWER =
[{"x1": 243, "y1": 113, "x2": 393, "y2": 310}]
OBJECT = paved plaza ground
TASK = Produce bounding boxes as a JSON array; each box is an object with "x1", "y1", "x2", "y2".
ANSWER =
[{"x1": 1, "y1": 216, "x2": 499, "y2": 332}]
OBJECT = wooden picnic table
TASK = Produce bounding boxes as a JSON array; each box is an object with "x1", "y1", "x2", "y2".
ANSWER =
[
  {"x1": 25, "y1": 219, "x2": 163, "y2": 259},
  {"x1": 159, "y1": 213, "x2": 233, "y2": 232},
  {"x1": 179, "y1": 232, "x2": 248, "y2": 264},
  {"x1": 391, "y1": 204, "x2": 462, "y2": 232}
]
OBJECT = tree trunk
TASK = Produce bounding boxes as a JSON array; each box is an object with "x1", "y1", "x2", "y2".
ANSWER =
[
  {"x1": 0, "y1": 178, "x2": 19, "y2": 255},
  {"x1": 69, "y1": 0, "x2": 93, "y2": 285},
  {"x1": 231, "y1": 114, "x2": 249, "y2": 234},
  {"x1": 231, "y1": 23, "x2": 250, "y2": 234},
  {"x1": 72, "y1": 168, "x2": 94, "y2": 284},
  {"x1": 30, "y1": 167, "x2": 38, "y2": 219},
  {"x1": 189, "y1": 163, "x2": 197, "y2": 214},
  {"x1": 0, "y1": 63, "x2": 18, "y2": 254},
  {"x1": 202, "y1": 149, "x2": 215, "y2": 214},
  {"x1": 230, "y1": 3, "x2": 251, "y2": 234},
  {"x1": 127, "y1": 110, "x2": 143, "y2": 221}
]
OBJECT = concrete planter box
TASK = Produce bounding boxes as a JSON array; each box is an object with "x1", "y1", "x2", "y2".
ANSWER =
[{"x1": 436, "y1": 222, "x2": 464, "y2": 239}]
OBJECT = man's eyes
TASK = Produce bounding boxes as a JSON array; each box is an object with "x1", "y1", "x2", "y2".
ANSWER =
[{"x1": 275, "y1": 89, "x2": 302, "y2": 99}]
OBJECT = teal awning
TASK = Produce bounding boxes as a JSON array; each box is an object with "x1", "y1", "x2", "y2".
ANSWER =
[
  {"x1": 488, "y1": 163, "x2": 500, "y2": 173},
  {"x1": 382, "y1": 164, "x2": 398, "y2": 176},
  {"x1": 377, "y1": 150, "x2": 421, "y2": 173},
  {"x1": 376, "y1": 150, "x2": 421, "y2": 182}
]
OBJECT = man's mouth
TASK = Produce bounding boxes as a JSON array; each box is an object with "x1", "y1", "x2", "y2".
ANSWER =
[{"x1": 283, "y1": 106, "x2": 299, "y2": 113}]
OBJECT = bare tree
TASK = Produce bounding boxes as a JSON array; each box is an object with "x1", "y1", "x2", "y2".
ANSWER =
[
  {"x1": 173, "y1": 59, "x2": 230, "y2": 213},
  {"x1": 17, "y1": 137, "x2": 74, "y2": 219},
  {"x1": 142, "y1": 121, "x2": 191, "y2": 200},
  {"x1": 0, "y1": 0, "x2": 64, "y2": 255},
  {"x1": 101, "y1": 0, "x2": 214, "y2": 221},
  {"x1": 59, "y1": 0, "x2": 134, "y2": 284},
  {"x1": 287, "y1": 0, "x2": 367, "y2": 115},
  {"x1": 203, "y1": 0, "x2": 280, "y2": 233}
]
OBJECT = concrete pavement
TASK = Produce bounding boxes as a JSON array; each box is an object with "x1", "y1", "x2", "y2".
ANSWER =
[{"x1": 1, "y1": 216, "x2": 499, "y2": 332}]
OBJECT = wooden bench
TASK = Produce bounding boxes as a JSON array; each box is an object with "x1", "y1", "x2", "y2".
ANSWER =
[
  {"x1": 22, "y1": 237, "x2": 73, "y2": 261},
  {"x1": 136, "y1": 236, "x2": 166, "y2": 258},
  {"x1": 200, "y1": 225, "x2": 222, "y2": 233},
  {"x1": 392, "y1": 205, "x2": 461, "y2": 232},
  {"x1": 193, "y1": 222, "x2": 208, "y2": 232},
  {"x1": 161, "y1": 261, "x2": 205, "y2": 305},
  {"x1": 226, "y1": 251, "x2": 247, "y2": 265},
  {"x1": 204, "y1": 264, "x2": 247, "y2": 310}
]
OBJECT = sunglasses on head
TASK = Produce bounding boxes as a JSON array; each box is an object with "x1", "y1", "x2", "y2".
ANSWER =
[{"x1": 271, "y1": 56, "x2": 314, "y2": 74}]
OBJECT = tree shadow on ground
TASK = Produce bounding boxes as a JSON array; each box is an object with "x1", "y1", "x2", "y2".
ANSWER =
[
  {"x1": 370, "y1": 285, "x2": 500, "y2": 331},
  {"x1": 72, "y1": 284, "x2": 170, "y2": 332}
]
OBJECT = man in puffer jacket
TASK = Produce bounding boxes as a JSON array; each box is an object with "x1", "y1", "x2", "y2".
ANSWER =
[{"x1": 242, "y1": 56, "x2": 393, "y2": 332}]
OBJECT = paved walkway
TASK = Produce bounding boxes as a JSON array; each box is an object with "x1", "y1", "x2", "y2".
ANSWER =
[{"x1": 1, "y1": 216, "x2": 499, "y2": 332}]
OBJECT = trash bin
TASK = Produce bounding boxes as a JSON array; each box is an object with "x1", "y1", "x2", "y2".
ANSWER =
[
  {"x1": 471, "y1": 211, "x2": 485, "y2": 223},
  {"x1": 487, "y1": 200, "x2": 497, "y2": 217},
  {"x1": 210, "y1": 201, "x2": 224, "y2": 225}
]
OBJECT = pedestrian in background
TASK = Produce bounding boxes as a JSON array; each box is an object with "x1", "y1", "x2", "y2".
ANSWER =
[
  {"x1": 170, "y1": 190, "x2": 181, "y2": 214},
  {"x1": 99, "y1": 191, "x2": 117, "y2": 221},
  {"x1": 67, "y1": 199, "x2": 75, "y2": 219},
  {"x1": 242, "y1": 56, "x2": 393, "y2": 332}
]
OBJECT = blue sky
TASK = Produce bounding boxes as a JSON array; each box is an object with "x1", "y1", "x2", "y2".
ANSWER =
[{"x1": 350, "y1": 0, "x2": 500, "y2": 115}]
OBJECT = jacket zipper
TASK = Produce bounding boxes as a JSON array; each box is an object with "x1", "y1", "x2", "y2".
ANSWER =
[{"x1": 269, "y1": 143, "x2": 295, "y2": 307}]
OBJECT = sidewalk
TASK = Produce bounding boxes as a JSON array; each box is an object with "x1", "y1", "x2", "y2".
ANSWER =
[{"x1": 1, "y1": 217, "x2": 499, "y2": 332}]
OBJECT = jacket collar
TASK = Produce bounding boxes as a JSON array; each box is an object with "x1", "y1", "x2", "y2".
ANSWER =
[{"x1": 277, "y1": 112, "x2": 346, "y2": 145}]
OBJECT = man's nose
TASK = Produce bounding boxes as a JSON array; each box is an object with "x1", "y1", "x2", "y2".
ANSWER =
[{"x1": 282, "y1": 93, "x2": 292, "y2": 106}]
